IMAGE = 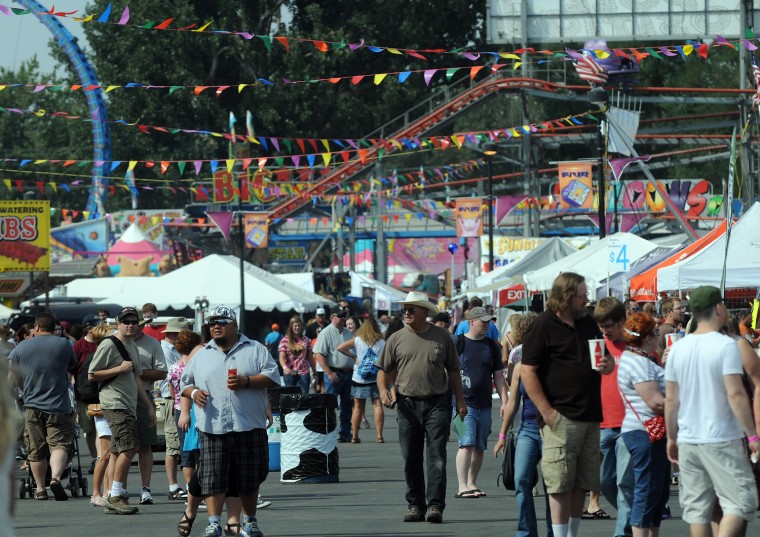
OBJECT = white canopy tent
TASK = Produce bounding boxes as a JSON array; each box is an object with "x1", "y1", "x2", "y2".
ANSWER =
[
  {"x1": 96, "y1": 255, "x2": 332, "y2": 313},
  {"x1": 524, "y1": 233, "x2": 660, "y2": 293},
  {"x1": 657, "y1": 202, "x2": 760, "y2": 292},
  {"x1": 349, "y1": 271, "x2": 405, "y2": 311}
]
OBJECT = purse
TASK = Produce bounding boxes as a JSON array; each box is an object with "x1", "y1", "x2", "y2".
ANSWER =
[
  {"x1": 86, "y1": 403, "x2": 103, "y2": 417},
  {"x1": 496, "y1": 429, "x2": 516, "y2": 491},
  {"x1": 620, "y1": 388, "x2": 666, "y2": 442}
]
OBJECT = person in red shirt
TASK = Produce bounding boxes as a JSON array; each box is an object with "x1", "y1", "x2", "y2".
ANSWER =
[
  {"x1": 739, "y1": 311, "x2": 760, "y2": 348},
  {"x1": 73, "y1": 315, "x2": 101, "y2": 471},
  {"x1": 587, "y1": 297, "x2": 633, "y2": 536},
  {"x1": 141, "y1": 303, "x2": 166, "y2": 341}
]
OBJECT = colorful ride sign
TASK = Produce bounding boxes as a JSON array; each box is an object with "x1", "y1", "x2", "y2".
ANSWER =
[
  {"x1": 0, "y1": 200, "x2": 50, "y2": 272},
  {"x1": 455, "y1": 197, "x2": 483, "y2": 238}
]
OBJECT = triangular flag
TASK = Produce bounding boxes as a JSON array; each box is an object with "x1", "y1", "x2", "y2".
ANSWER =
[{"x1": 205, "y1": 211, "x2": 235, "y2": 241}]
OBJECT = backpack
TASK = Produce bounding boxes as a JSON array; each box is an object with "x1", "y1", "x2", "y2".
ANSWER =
[
  {"x1": 357, "y1": 345, "x2": 380, "y2": 381},
  {"x1": 76, "y1": 350, "x2": 99, "y2": 404},
  {"x1": 455, "y1": 334, "x2": 501, "y2": 363}
]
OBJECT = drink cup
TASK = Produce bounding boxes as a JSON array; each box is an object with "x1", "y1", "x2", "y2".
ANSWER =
[
  {"x1": 665, "y1": 333, "x2": 681, "y2": 348},
  {"x1": 228, "y1": 368, "x2": 238, "y2": 390},
  {"x1": 588, "y1": 339, "x2": 606, "y2": 370}
]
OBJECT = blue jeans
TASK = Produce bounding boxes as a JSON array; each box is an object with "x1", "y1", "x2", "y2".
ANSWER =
[
  {"x1": 622, "y1": 430, "x2": 670, "y2": 528},
  {"x1": 515, "y1": 422, "x2": 553, "y2": 537},
  {"x1": 457, "y1": 406, "x2": 491, "y2": 451},
  {"x1": 600, "y1": 427, "x2": 634, "y2": 537},
  {"x1": 282, "y1": 373, "x2": 310, "y2": 395},
  {"x1": 325, "y1": 369, "x2": 352, "y2": 440},
  {"x1": 397, "y1": 394, "x2": 450, "y2": 512}
]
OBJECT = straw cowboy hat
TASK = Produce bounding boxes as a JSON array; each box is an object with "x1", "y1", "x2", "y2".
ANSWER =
[{"x1": 397, "y1": 291, "x2": 439, "y2": 315}]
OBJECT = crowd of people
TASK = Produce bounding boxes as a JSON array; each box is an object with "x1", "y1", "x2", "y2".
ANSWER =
[{"x1": 3, "y1": 276, "x2": 760, "y2": 536}]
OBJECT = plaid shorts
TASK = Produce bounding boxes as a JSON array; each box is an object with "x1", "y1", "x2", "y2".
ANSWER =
[{"x1": 197, "y1": 429, "x2": 269, "y2": 497}]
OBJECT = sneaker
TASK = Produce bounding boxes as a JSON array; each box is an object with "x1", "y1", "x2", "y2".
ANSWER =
[
  {"x1": 168, "y1": 487, "x2": 188, "y2": 500},
  {"x1": 139, "y1": 487, "x2": 153, "y2": 505},
  {"x1": 662, "y1": 505, "x2": 672, "y2": 520},
  {"x1": 204, "y1": 522, "x2": 223, "y2": 537},
  {"x1": 240, "y1": 519, "x2": 264, "y2": 537},
  {"x1": 426, "y1": 507, "x2": 443, "y2": 524},
  {"x1": 104, "y1": 494, "x2": 138, "y2": 515},
  {"x1": 90, "y1": 495, "x2": 106, "y2": 507},
  {"x1": 256, "y1": 497, "x2": 271, "y2": 509},
  {"x1": 403, "y1": 506, "x2": 425, "y2": 522}
]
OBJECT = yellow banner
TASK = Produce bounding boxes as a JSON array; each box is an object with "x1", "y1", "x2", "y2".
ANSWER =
[
  {"x1": 0, "y1": 200, "x2": 50, "y2": 272},
  {"x1": 243, "y1": 213, "x2": 269, "y2": 249},
  {"x1": 558, "y1": 162, "x2": 594, "y2": 209},
  {"x1": 455, "y1": 197, "x2": 483, "y2": 238}
]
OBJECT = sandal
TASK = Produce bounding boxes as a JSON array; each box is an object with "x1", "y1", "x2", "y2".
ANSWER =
[
  {"x1": 582, "y1": 509, "x2": 610, "y2": 519},
  {"x1": 376, "y1": 437, "x2": 384, "y2": 443},
  {"x1": 472, "y1": 488, "x2": 487, "y2": 497},
  {"x1": 35, "y1": 490, "x2": 49, "y2": 500},
  {"x1": 455, "y1": 490, "x2": 480, "y2": 498},
  {"x1": 224, "y1": 523, "x2": 241, "y2": 536},
  {"x1": 351, "y1": 437, "x2": 361, "y2": 443},
  {"x1": 178, "y1": 512, "x2": 196, "y2": 537},
  {"x1": 49, "y1": 479, "x2": 68, "y2": 501}
]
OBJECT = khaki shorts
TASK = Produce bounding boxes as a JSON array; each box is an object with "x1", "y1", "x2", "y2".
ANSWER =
[
  {"x1": 540, "y1": 412, "x2": 600, "y2": 494},
  {"x1": 75, "y1": 400, "x2": 96, "y2": 436},
  {"x1": 679, "y1": 440, "x2": 759, "y2": 523},
  {"x1": 23, "y1": 408, "x2": 74, "y2": 461},
  {"x1": 163, "y1": 398, "x2": 180, "y2": 456},
  {"x1": 136, "y1": 392, "x2": 158, "y2": 447},
  {"x1": 103, "y1": 408, "x2": 138, "y2": 454}
]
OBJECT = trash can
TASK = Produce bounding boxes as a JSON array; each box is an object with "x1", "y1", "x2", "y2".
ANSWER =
[
  {"x1": 279, "y1": 393, "x2": 339, "y2": 483},
  {"x1": 266, "y1": 386, "x2": 301, "y2": 472}
]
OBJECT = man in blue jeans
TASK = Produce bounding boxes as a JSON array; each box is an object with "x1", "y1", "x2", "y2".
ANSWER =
[{"x1": 313, "y1": 305, "x2": 353, "y2": 442}]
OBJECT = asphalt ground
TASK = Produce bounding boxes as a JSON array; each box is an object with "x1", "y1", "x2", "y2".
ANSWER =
[{"x1": 12, "y1": 406, "x2": 734, "y2": 537}]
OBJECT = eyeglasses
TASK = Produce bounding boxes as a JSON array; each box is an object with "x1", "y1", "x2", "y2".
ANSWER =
[
  {"x1": 120, "y1": 319, "x2": 139, "y2": 326},
  {"x1": 402, "y1": 306, "x2": 418, "y2": 315},
  {"x1": 670, "y1": 306, "x2": 686, "y2": 312},
  {"x1": 209, "y1": 319, "x2": 234, "y2": 327}
]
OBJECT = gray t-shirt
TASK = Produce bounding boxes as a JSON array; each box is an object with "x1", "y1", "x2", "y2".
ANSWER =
[
  {"x1": 312, "y1": 323, "x2": 354, "y2": 370},
  {"x1": 10, "y1": 334, "x2": 77, "y2": 414},
  {"x1": 89, "y1": 337, "x2": 143, "y2": 415},
  {"x1": 133, "y1": 333, "x2": 167, "y2": 391}
]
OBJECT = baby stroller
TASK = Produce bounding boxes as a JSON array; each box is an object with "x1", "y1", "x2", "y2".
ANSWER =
[{"x1": 18, "y1": 423, "x2": 88, "y2": 499}]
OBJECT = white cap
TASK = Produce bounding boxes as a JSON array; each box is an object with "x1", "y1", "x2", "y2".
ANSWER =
[{"x1": 316, "y1": 307, "x2": 326, "y2": 315}]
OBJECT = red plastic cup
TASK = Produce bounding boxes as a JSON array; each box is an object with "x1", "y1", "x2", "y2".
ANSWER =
[{"x1": 228, "y1": 368, "x2": 237, "y2": 390}]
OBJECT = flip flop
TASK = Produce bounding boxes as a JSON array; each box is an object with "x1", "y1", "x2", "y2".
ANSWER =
[
  {"x1": 455, "y1": 490, "x2": 480, "y2": 498},
  {"x1": 223, "y1": 522, "x2": 241, "y2": 536},
  {"x1": 49, "y1": 479, "x2": 68, "y2": 501},
  {"x1": 472, "y1": 488, "x2": 487, "y2": 497},
  {"x1": 376, "y1": 438, "x2": 384, "y2": 443}
]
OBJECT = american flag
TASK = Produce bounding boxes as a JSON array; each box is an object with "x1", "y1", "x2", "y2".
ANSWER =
[
  {"x1": 574, "y1": 55, "x2": 608, "y2": 85},
  {"x1": 751, "y1": 52, "x2": 760, "y2": 106}
]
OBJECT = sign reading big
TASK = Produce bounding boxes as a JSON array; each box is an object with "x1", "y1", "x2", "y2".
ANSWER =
[{"x1": 0, "y1": 200, "x2": 50, "y2": 271}]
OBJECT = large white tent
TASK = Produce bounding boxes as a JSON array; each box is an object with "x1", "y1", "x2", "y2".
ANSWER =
[
  {"x1": 524, "y1": 233, "x2": 660, "y2": 293},
  {"x1": 349, "y1": 271, "x2": 405, "y2": 311},
  {"x1": 96, "y1": 255, "x2": 331, "y2": 313},
  {"x1": 657, "y1": 202, "x2": 760, "y2": 292}
]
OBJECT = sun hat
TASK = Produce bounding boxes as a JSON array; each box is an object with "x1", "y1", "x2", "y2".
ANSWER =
[
  {"x1": 466, "y1": 307, "x2": 492, "y2": 322},
  {"x1": 397, "y1": 291, "x2": 439, "y2": 315},
  {"x1": 208, "y1": 305, "x2": 237, "y2": 323},
  {"x1": 163, "y1": 317, "x2": 189, "y2": 333}
]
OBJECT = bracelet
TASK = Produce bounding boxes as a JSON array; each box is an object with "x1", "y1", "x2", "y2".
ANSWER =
[
  {"x1": 190, "y1": 388, "x2": 198, "y2": 400},
  {"x1": 499, "y1": 433, "x2": 506, "y2": 440},
  {"x1": 244, "y1": 375, "x2": 250, "y2": 388},
  {"x1": 749, "y1": 435, "x2": 760, "y2": 443}
]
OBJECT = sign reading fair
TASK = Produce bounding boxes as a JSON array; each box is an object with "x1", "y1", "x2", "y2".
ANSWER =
[{"x1": 0, "y1": 200, "x2": 50, "y2": 272}]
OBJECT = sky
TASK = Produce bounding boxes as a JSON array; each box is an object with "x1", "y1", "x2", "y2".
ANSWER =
[{"x1": 0, "y1": 1, "x2": 90, "y2": 74}]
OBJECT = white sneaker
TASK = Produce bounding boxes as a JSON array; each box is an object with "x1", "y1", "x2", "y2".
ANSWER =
[
  {"x1": 139, "y1": 487, "x2": 153, "y2": 505},
  {"x1": 204, "y1": 522, "x2": 223, "y2": 537},
  {"x1": 256, "y1": 497, "x2": 271, "y2": 509}
]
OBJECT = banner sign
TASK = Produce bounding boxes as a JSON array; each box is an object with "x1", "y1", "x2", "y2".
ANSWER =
[
  {"x1": 113, "y1": 209, "x2": 184, "y2": 248},
  {"x1": 455, "y1": 197, "x2": 483, "y2": 238},
  {"x1": 243, "y1": 213, "x2": 269, "y2": 249},
  {"x1": 268, "y1": 240, "x2": 308, "y2": 265},
  {"x1": 0, "y1": 273, "x2": 30, "y2": 297},
  {"x1": 558, "y1": 162, "x2": 594, "y2": 209},
  {"x1": 0, "y1": 200, "x2": 50, "y2": 272},
  {"x1": 50, "y1": 217, "x2": 109, "y2": 262}
]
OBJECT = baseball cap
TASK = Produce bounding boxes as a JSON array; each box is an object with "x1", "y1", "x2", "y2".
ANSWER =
[
  {"x1": 689, "y1": 286, "x2": 722, "y2": 312},
  {"x1": 316, "y1": 307, "x2": 326, "y2": 315},
  {"x1": 330, "y1": 305, "x2": 348, "y2": 317},
  {"x1": 466, "y1": 307, "x2": 492, "y2": 322},
  {"x1": 208, "y1": 305, "x2": 237, "y2": 323},
  {"x1": 117, "y1": 307, "x2": 140, "y2": 323},
  {"x1": 82, "y1": 314, "x2": 99, "y2": 329}
]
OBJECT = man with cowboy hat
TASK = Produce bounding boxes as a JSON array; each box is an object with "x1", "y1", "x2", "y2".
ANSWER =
[{"x1": 377, "y1": 291, "x2": 467, "y2": 525}]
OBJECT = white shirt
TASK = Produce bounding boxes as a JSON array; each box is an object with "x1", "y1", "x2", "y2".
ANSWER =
[
  {"x1": 664, "y1": 332, "x2": 744, "y2": 444},
  {"x1": 618, "y1": 350, "x2": 665, "y2": 434}
]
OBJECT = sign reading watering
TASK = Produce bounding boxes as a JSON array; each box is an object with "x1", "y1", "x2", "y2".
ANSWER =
[{"x1": 0, "y1": 201, "x2": 50, "y2": 271}]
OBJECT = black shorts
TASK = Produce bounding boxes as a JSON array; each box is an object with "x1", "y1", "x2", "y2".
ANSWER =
[{"x1": 197, "y1": 429, "x2": 268, "y2": 497}]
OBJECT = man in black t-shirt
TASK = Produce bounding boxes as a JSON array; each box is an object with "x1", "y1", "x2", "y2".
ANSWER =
[
  {"x1": 521, "y1": 273, "x2": 614, "y2": 537},
  {"x1": 454, "y1": 307, "x2": 507, "y2": 498}
]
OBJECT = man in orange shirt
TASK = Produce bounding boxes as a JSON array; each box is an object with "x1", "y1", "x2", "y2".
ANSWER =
[{"x1": 739, "y1": 311, "x2": 760, "y2": 348}]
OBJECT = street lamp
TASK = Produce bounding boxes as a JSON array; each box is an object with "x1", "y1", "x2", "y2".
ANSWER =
[
  {"x1": 588, "y1": 87, "x2": 609, "y2": 238},
  {"x1": 482, "y1": 142, "x2": 498, "y2": 272}
]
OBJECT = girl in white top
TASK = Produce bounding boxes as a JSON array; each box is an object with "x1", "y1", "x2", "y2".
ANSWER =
[{"x1": 337, "y1": 317, "x2": 386, "y2": 443}]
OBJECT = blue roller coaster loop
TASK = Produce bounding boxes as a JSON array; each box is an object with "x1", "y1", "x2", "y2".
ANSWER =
[{"x1": 17, "y1": 0, "x2": 112, "y2": 217}]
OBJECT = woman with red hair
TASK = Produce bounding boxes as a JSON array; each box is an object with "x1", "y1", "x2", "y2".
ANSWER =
[{"x1": 617, "y1": 312, "x2": 669, "y2": 537}]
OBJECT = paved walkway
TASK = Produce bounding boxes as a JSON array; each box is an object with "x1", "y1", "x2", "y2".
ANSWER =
[{"x1": 14, "y1": 406, "x2": 710, "y2": 537}]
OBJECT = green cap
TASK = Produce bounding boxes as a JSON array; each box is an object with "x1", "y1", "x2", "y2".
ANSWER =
[{"x1": 689, "y1": 286, "x2": 722, "y2": 312}]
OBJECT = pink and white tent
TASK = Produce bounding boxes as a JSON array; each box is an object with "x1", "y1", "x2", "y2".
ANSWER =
[{"x1": 107, "y1": 223, "x2": 169, "y2": 268}]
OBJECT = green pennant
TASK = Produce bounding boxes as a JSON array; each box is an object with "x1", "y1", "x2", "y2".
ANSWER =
[
  {"x1": 169, "y1": 86, "x2": 183, "y2": 94},
  {"x1": 259, "y1": 35, "x2": 272, "y2": 51},
  {"x1": 77, "y1": 161, "x2": 90, "y2": 168},
  {"x1": 169, "y1": 128, "x2": 180, "y2": 134},
  {"x1": 140, "y1": 21, "x2": 157, "y2": 29},
  {"x1": 586, "y1": 113, "x2": 598, "y2": 121},
  {"x1": 450, "y1": 47, "x2": 466, "y2": 53},
  {"x1": 645, "y1": 47, "x2": 663, "y2": 60},
  {"x1": 275, "y1": 157, "x2": 284, "y2": 168},
  {"x1": 332, "y1": 39, "x2": 346, "y2": 50},
  {"x1": 377, "y1": 148, "x2": 385, "y2": 160},
  {"x1": 48, "y1": 85, "x2": 63, "y2": 91},
  {"x1": 359, "y1": 139, "x2": 371, "y2": 148},
  {"x1": 746, "y1": 27, "x2": 755, "y2": 39},
  {"x1": 283, "y1": 139, "x2": 292, "y2": 152},
  {"x1": 445, "y1": 68, "x2": 458, "y2": 81},
  {"x1": 11, "y1": 8, "x2": 31, "y2": 14},
  {"x1": 177, "y1": 161, "x2": 186, "y2": 175}
]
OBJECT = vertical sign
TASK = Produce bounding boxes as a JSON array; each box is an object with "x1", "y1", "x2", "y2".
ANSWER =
[
  {"x1": 0, "y1": 200, "x2": 50, "y2": 271},
  {"x1": 558, "y1": 162, "x2": 593, "y2": 209},
  {"x1": 455, "y1": 197, "x2": 483, "y2": 238},
  {"x1": 608, "y1": 235, "x2": 630, "y2": 273},
  {"x1": 243, "y1": 213, "x2": 269, "y2": 249}
]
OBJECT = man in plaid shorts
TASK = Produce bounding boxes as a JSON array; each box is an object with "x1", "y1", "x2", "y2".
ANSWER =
[{"x1": 181, "y1": 305, "x2": 280, "y2": 537}]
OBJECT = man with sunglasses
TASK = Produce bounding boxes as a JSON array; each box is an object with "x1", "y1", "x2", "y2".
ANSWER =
[
  {"x1": 88, "y1": 307, "x2": 156, "y2": 515},
  {"x1": 181, "y1": 305, "x2": 280, "y2": 537},
  {"x1": 313, "y1": 305, "x2": 354, "y2": 443},
  {"x1": 377, "y1": 292, "x2": 466, "y2": 524},
  {"x1": 623, "y1": 299, "x2": 640, "y2": 319},
  {"x1": 656, "y1": 298, "x2": 684, "y2": 358}
]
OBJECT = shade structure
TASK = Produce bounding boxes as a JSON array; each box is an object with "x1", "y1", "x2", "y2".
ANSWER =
[
  {"x1": 475, "y1": 237, "x2": 579, "y2": 288},
  {"x1": 596, "y1": 247, "x2": 678, "y2": 300},
  {"x1": 349, "y1": 272, "x2": 406, "y2": 311},
  {"x1": 523, "y1": 232, "x2": 660, "y2": 293},
  {"x1": 657, "y1": 202, "x2": 760, "y2": 292},
  {"x1": 628, "y1": 221, "x2": 726, "y2": 301},
  {"x1": 97, "y1": 254, "x2": 332, "y2": 313}
]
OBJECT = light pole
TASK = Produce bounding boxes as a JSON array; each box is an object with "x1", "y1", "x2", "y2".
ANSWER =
[
  {"x1": 482, "y1": 142, "x2": 498, "y2": 271},
  {"x1": 588, "y1": 87, "x2": 609, "y2": 239}
]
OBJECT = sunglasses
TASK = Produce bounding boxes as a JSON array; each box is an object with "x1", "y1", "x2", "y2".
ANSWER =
[
  {"x1": 402, "y1": 306, "x2": 418, "y2": 315},
  {"x1": 120, "y1": 319, "x2": 139, "y2": 326},
  {"x1": 209, "y1": 319, "x2": 234, "y2": 327}
]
